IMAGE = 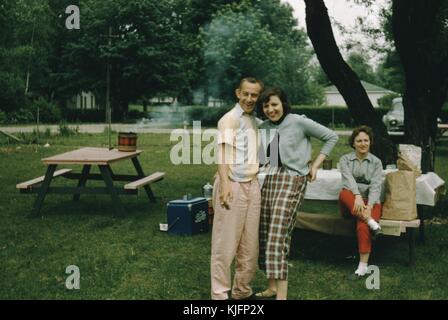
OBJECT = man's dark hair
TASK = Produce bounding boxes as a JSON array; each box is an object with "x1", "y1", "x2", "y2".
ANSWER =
[{"x1": 238, "y1": 77, "x2": 264, "y2": 91}]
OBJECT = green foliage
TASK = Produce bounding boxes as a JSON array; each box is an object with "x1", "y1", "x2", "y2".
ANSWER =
[
  {"x1": 63, "y1": 109, "x2": 105, "y2": 123},
  {"x1": 58, "y1": 0, "x2": 196, "y2": 116},
  {"x1": 202, "y1": 8, "x2": 278, "y2": 101},
  {"x1": 377, "y1": 50, "x2": 405, "y2": 94},
  {"x1": 290, "y1": 106, "x2": 388, "y2": 128},
  {"x1": 187, "y1": 106, "x2": 229, "y2": 126},
  {"x1": 0, "y1": 111, "x2": 7, "y2": 124},
  {"x1": 377, "y1": 93, "x2": 401, "y2": 109},
  {"x1": 0, "y1": 0, "x2": 58, "y2": 114},
  {"x1": 0, "y1": 0, "x2": 325, "y2": 123},
  {"x1": 4, "y1": 107, "x2": 35, "y2": 124},
  {"x1": 35, "y1": 97, "x2": 62, "y2": 123},
  {"x1": 184, "y1": 105, "x2": 389, "y2": 128},
  {"x1": 201, "y1": 0, "x2": 319, "y2": 104},
  {"x1": 347, "y1": 52, "x2": 380, "y2": 85},
  {"x1": 58, "y1": 122, "x2": 79, "y2": 137}
]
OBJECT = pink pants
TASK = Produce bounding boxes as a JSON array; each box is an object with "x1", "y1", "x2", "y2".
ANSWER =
[
  {"x1": 339, "y1": 189, "x2": 382, "y2": 253},
  {"x1": 210, "y1": 176, "x2": 261, "y2": 300}
]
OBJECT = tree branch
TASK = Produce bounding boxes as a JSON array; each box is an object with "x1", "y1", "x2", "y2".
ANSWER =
[{"x1": 304, "y1": 0, "x2": 395, "y2": 164}]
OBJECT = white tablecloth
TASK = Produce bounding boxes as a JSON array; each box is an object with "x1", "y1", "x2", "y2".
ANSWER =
[{"x1": 305, "y1": 169, "x2": 445, "y2": 206}]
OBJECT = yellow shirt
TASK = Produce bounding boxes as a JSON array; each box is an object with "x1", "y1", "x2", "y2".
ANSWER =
[{"x1": 217, "y1": 103, "x2": 260, "y2": 182}]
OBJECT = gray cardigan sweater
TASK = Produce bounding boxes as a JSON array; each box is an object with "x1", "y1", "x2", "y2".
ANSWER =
[{"x1": 259, "y1": 113, "x2": 338, "y2": 176}]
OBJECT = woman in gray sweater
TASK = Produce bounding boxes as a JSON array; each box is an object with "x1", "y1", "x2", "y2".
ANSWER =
[
  {"x1": 256, "y1": 87, "x2": 338, "y2": 299},
  {"x1": 338, "y1": 126, "x2": 383, "y2": 280}
]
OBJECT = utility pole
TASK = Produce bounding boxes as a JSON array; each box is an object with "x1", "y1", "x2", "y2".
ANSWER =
[
  {"x1": 25, "y1": 19, "x2": 36, "y2": 95},
  {"x1": 101, "y1": 26, "x2": 120, "y2": 149},
  {"x1": 25, "y1": 18, "x2": 40, "y2": 142}
]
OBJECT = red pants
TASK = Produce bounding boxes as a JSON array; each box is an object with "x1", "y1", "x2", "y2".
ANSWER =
[{"x1": 339, "y1": 189, "x2": 382, "y2": 254}]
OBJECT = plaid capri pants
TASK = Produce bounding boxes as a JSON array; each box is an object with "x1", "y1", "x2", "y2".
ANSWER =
[{"x1": 258, "y1": 166, "x2": 307, "y2": 280}]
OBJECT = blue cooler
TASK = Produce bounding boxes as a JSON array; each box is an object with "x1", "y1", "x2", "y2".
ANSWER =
[{"x1": 167, "y1": 197, "x2": 209, "y2": 235}]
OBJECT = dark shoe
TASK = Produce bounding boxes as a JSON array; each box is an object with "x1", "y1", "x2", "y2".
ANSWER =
[
  {"x1": 232, "y1": 293, "x2": 257, "y2": 300},
  {"x1": 347, "y1": 273, "x2": 365, "y2": 281},
  {"x1": 372, "y1": 228, "x2": 383, "y2": 240}
]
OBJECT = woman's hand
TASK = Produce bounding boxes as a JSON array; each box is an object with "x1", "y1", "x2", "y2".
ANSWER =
[
  {"x1": 362, "y1": 205, "x2": 372, "y2": 221},
  {"x1": 353, "y1": 195, "x2": 365, "y2": 216},
  {"x1": 308, "y1": 154, "x2": 327, "y2": 182},
  {"x1": 307, "y1": 165, "x2": 318, "y2": 182}
]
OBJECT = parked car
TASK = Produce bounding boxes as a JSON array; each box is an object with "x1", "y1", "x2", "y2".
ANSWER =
[
  {"x1": 382, "y1": 97, "x2": 404, "y2": 131},
  {"x1": 383, "y1": 97, "x2": 443, "y2": 132}
]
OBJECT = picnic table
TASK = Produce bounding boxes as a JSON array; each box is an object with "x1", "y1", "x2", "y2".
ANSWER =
[
  {"x1": 16, "y1": 147, "x2": 165, "y2": 217},
  {"x1": 438, "y1": 123, "x2": 448, "y2": 138},
  {"x1": 296, "y1": 168, "x2": 445, "y2": 265}
]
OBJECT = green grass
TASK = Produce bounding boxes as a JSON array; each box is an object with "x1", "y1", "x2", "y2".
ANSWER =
[{"x1": 0, "y1": 133, "x2": 447, "y2": 299}]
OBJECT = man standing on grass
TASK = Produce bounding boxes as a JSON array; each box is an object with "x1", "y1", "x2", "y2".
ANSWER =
[{"x1": 210, "y1": 77, "x2": 263, "y2": 300}]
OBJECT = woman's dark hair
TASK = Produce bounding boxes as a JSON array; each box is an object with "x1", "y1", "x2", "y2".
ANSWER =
[
  {"x1": 349, "y1": 125, "x2": 374, "y2": 149},
  {"x1": 256, "y1": 87, "x2": 291, "y2": 118}
]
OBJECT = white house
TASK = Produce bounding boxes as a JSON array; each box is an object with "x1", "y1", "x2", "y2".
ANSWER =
[
  {"x1": 67, "y1": 91, "x2": 99, "y2": 109},
  {"x1": 324, "y1": 81, "x2": 396, "y2": 108}
]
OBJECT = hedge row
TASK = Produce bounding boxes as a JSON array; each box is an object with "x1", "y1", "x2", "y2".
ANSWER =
[
  {"x1": 187, "y1": 106, "x2": 448, "y2": 127},
  {"x1": 3, "y1": 105, "x2": 448, "y2": 125},
  {"x1": 186, "y1": 106, "x2": 391, "y2": 127},
  {"x1": 63, "y1": 109, "x2": 147, "y2": 123}
]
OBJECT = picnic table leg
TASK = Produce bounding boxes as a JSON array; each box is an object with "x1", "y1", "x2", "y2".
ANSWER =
[
  {"x1": 417, "y1": 205, "x2": 425, "y2": 244},
  {"x1": 408, "y1": 228, "x2": 415, "y2": 266},
  {"x1": 131, "y1": 157, "x2": 156, "y2": 202},
  {"x1": 29, "y1": 164, "x2": 57, "y2": 218},
  {"x1": 73, "y1": 165, "x2": 91, "y2": 201},
  {"x1": 98, "y1": 165, "x2": 125, "y2": 216}
]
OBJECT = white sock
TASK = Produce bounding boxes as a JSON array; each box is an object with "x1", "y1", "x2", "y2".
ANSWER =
[
  {"x1": 355, "y1": 262, "x2": 368, "y2": 276},
  {"x1": 367, "y1": 219, "x2": 380, "y2": 230}
]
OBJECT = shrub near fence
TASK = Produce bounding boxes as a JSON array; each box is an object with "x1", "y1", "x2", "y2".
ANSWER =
[
  {"x1": 62, "y1": 109, "x2": 146, "y2": 123},
  {"x1": 186, "y1": 105, "x2": 391, "y2": 128},
  {"x1": 187, "y1": 106, "x2": 229, "y2": 127},
  {"x1": 4, "y1": 104, "x2": 446, "y2": 125},
  {"x1": 291, "y1": 106, "x2": 390, "y2": 128}
]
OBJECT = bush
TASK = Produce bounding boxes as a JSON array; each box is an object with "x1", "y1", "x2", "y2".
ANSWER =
[
  {"x1": 34, "y1": 97, "x2": 62, "y2": 123},
  {"x1": 439, "y1": 107, "x2": 448, "y2": 123},
  {"x1": 187, "y1": 106, "x2": 230, "y2": 127},
  {"x1": 0, "y1": 111, "x2": 6, "y2": 124},
  {"x1": 5, "y1": 108, "x2": 34, "y2": 124},
  {"x1": 377, "y1": 93, "x2": 401, "y2": 109},
  {"x1": 63, "y1": 108, "x2": 105, "y2": 123},
  {"x1": 184, "y1": 105, "x2": 390, "y2": 128},
  {"x1": 290, "y1": 106, "x2": 389, "y2": 128},
  {"x1": 123, "y1": 109, "x2": 146, "y2": 123},
  {"x1": 58, "y1": 122, "x2": 79, "y2": 137}
]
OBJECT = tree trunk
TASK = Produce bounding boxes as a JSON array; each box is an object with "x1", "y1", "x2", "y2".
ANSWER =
[
  {"x1": 111, "y1": 97, "x2": 128, "y2": 122},
  {"x1": 392, "y1": 0, "x2": 448, "y2": 173},
  {"x1": 304, "y1": 0, "x2": 396, "y2": 166}
]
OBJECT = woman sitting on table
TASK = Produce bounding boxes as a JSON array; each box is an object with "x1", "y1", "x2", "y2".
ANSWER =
[
  {"x1": 256, "y1": 87, "x2": 338, "y2": 299},
  {"x1": 338, "y1": 125, "x2": 383, "y2": 280}
]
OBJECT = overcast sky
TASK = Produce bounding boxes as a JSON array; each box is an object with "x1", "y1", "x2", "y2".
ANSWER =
[{"x1": 282, "y1": 0, "x2": 388, "y2": 66}]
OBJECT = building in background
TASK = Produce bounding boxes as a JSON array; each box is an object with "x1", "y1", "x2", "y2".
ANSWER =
[
  {"x1": 67, "y1": 91, "x2": 99, "y2": 109},
  {"x1": 324, "y1": 81, "x2": 396, "y2": 108}
]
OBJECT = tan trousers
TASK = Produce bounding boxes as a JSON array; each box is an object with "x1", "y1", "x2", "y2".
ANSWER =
[{"x1": 210, "y1": 176, "x2": 261, "y2": 300}]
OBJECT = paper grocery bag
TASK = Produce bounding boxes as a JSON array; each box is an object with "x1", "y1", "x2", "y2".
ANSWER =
[
  {"x1": 382, "y1": 170, "x2": 417, "y2": 221},
  {"x1": 398, "y1": 144, "x2": 421, "y2": 170},
  {"x1": 397, "y1": 152, "x2": 422, "y2": 178}
]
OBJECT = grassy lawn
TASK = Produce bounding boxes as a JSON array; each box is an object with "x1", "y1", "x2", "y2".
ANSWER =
[{"x1": 0, "y1": 132, "x2": 447, "y2": 299}]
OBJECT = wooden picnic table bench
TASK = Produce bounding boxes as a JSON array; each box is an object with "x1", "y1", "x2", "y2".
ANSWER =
[
  {"x1": 17, "y1": 147, "x2": 165, "y2": 217},
  {"x1": 296, "y1": 211, "x2": 420, "y2": 266},
  {"x1": 295, "y1": 168, "x2": 445, "y2": 266}
]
